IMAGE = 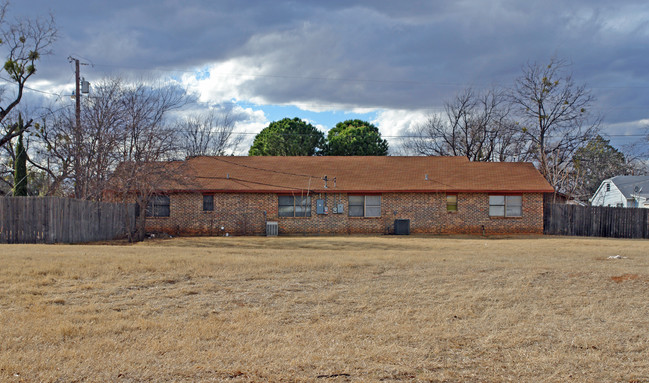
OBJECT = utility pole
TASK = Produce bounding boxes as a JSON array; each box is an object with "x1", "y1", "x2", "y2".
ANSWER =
[{"x1": 68, "y1": 56, "x2": 90, "y2": 199}]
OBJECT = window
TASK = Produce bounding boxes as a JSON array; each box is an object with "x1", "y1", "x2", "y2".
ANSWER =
[
  {"x1": 489, "y1": 195, "x2": 522, "y2": 217},
  {"x1": 146, "y1": 195, "x2": 170, "y2": 217},
  {"x1": 349, "y1": 195, "x2": 381, "y2": 217},
  {"x1": 278, "y1": 195, "x2": 311, "y2": 217},
  {"x1": 203, "y1": 195, "x2": 214, "y2": 211},
  {"x1": 606, "y1": 183, "x2": 611, "y2": 192},
  {"x1": 446, "y1": 194, "x2": 458, "y2": 212}
]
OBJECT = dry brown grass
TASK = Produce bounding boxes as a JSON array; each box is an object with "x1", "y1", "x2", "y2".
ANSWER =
[{"x1": 1, "y1": 235, "x2": 648, "y2": 382}]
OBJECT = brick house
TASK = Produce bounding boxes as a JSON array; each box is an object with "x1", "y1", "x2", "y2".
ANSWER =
[{"x1": 133, "y1": 156, "x2": 554, "y2": 236}]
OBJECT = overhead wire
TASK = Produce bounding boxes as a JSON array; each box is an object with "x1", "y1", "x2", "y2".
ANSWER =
[
  {"x1": 195, "y1": 175, "x2": 311, "y2": 192},
  {"x1": 208, "y1": 156, "x2": 315, "y2": 178},
  {"x1": 0, "y1": 75, "x2": 64, "y2": 98},
  {"x1": 0, "y1": 61, "x2": 645, "y2": 145}
]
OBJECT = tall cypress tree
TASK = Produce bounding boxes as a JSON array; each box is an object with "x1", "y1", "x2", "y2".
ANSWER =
[{"x1": 13, "y1": 115, "x2": 28, "y2": 196}]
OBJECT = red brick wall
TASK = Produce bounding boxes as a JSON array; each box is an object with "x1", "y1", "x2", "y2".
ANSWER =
[{"x1": 146, "y1": 192, "x2": 544, "y2": 236}]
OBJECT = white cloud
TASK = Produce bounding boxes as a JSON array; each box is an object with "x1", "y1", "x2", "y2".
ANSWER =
[
  {"x1": 372, "y1": 108, "x2": 428, "y2": 136},
  {"x1": 230, "y1": 105, "x2": 268, "y2": 155},
  {"x1": 12, "y1": 0, "x2": 647, "y2": 146},
  {"x1": 180, "y1": 59, "x2": 269, "y2": 106},
  {"x1": 372, "y1": 109, "x2": 429, "y2": 154}
]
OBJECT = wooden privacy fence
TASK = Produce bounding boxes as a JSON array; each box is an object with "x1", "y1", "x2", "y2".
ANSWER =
[
  {"x1": 544, "y1": 204, "x2": 649, "y2": 239},
  {"x1": 0, "y1": 197, "x2": 136, "y2": 244}
]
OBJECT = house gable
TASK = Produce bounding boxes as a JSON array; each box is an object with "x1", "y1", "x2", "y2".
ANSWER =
[{"x1": 591, "y1": 176, "x2": 649, "y2": 208}]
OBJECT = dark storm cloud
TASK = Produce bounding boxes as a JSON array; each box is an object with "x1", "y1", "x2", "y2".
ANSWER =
[{"x1": 5, "y1": 0, "x2": 649, "y2": 130}]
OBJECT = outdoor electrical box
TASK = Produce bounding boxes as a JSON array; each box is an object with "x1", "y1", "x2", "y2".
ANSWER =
[
  {"x1": 316, "y1": 199, "x2": 325, "y2": 214},
  {"x1": 337, "y1": 203, "x2": 344, "y2": 214},
  {"x1": 81, "y1": 78, "x2": 90, "y2": 94}
]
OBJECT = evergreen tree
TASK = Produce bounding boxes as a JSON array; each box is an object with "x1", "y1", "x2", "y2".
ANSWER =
[
  {"x1": 324, "y1": 119, "x2": 389, "y2": 156},
  {"x1": 249, "y1": 117, "x2": 325, "y2": 156},
  {"x1": 13, "y1": 115, "x2": 28, "y2": 196},
  {"x1": 573, "y1": 135, "x2": 626, "y2": 199}
]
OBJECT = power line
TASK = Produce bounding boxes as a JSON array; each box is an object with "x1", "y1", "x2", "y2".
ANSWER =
[
  {"x1": 196, "y1": 164, "x2": 460, "y2": 192},
  {"x1": 195, "y1": 175, "x2": 310, "y2": 192},
  {"x1": 207, "y1": 156, "x2": 314, "y2": 179},
  {"x1": 182, "y1": 130, "x2": 647, "y2": 139},
  {"x1": 0, "y1": 76, "x2": 63, "y2": 97}
]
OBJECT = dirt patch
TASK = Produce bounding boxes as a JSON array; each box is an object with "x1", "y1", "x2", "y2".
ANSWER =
[{"x1": 611, "y1": 274, "x2": 639, "y2": 283}]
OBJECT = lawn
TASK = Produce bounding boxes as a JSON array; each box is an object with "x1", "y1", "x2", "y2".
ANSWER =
[{"x1": 1, "y1": 236, "x2": 648, "y2": 382}]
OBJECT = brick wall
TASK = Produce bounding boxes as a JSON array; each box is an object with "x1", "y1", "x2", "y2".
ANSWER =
[{"x1": 146, "y1": 192, "x2": 545, "y2": 236}]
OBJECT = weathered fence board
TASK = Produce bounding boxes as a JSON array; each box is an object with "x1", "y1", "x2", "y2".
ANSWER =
[
  {"x1": 0, "y1": 197, "x2": 136, "y2": 244},
  {"x1": 544, "y1": 204, "x2": 649, "y2": 239}
]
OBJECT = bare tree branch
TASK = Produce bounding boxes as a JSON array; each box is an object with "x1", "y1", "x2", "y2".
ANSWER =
[
  {"x1": 510, "y1": 57, "x2": 600, "y2": 192},
  {"x1": 178, "y1": 109, "x2": 242, "y2": 157},
  {"x1": 403, "y1": 88, "x2": 524, "y2": 161},
  {"x1": 0, "y1": 4, "x2": 56, "y2": 148}
]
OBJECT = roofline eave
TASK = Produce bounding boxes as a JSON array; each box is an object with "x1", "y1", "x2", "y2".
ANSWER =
[{"x1": 154, "y1": 188, "x2": 555, "y2": 194}]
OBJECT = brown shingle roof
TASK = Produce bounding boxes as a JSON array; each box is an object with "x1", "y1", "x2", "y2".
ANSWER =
[{"x1": 150, "y1": 156, "x2": 554, "y2": 194}]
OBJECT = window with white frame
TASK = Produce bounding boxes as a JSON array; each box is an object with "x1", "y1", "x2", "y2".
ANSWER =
[
  {"x1": 349, "y1": 195, "x2": 381, "y2": 217},
  {"x1": 278, "y1": 195, "x2": 311, "y2": 217},
  {"x1": 489, "y1": 195, "x2": 522, "y2": 217}
]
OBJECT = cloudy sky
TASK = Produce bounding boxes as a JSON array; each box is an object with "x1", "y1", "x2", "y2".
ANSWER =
[{"x1": 5, "y1": 0, "x2": 649, "y2": 153}]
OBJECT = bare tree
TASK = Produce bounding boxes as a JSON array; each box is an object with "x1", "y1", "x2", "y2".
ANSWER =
[
  {"x1": 177, "y1": 109, "x2": 242, "y2": 157},
  {"x1": 0, "y1": 3, "x2": 56, "y2": 148},
  {"x1": 27, "y1": 107, "x2": 73, "y2": 196},
  {"x1": 510, "y1": 57, "x2": 600, "y2": 191},
  {"x1": 621, "y1": 139, "x2": 649, "y2": 176},
  {"x1": 404, "y1": 88, "x2": 525, "y2": 161},
  {"x1": 30, "y1": 78, "x2": 194, "y2": 208},
  {"x1": 29, "y1": 78, "x2": 127, "y2": 198},
  {"x1": 112, "y1": 81, "x2": 193, "y2": 241}
]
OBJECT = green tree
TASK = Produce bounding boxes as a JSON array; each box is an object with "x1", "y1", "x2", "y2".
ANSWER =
[
  {"x1": 573, "y1": 135, "x2": 627, "y2": 199},
  {"x1": 249, "y1": 117, "x2": 325, "y2": 156},
  {"x1": 324, "y1": 119, "x2": 388, "y2": 156},
  {"x1": 13, "y1": 115, "x2": 27, "y2": 196}
]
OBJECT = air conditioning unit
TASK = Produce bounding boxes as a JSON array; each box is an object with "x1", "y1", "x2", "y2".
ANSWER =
[
  {"x1": 266, "y1": 221, "x2": 278, "y2": 236},
  {"x1": 394, "y1": 219, "x2": 410, "y2": 235}
]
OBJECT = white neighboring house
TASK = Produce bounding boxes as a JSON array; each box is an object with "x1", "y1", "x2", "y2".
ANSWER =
[{"x1": 590, "y1": 176, "x2": 649, "y2": 208}]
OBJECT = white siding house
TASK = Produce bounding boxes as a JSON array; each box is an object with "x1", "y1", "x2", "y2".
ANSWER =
[{"x1": 590, "y1": 176, "x2": 649, "y2": 208}]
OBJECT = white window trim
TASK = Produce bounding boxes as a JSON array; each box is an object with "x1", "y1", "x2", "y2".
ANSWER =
[
  {"x1": 489, "y1": 195, "x2": 522, "y2": 217},
  {"x1": 278, "y1": 195, "x2": 312, "y2": 218},
  {"x1": 349, "y1": 195, "x2": 381, "y2": 218}
]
